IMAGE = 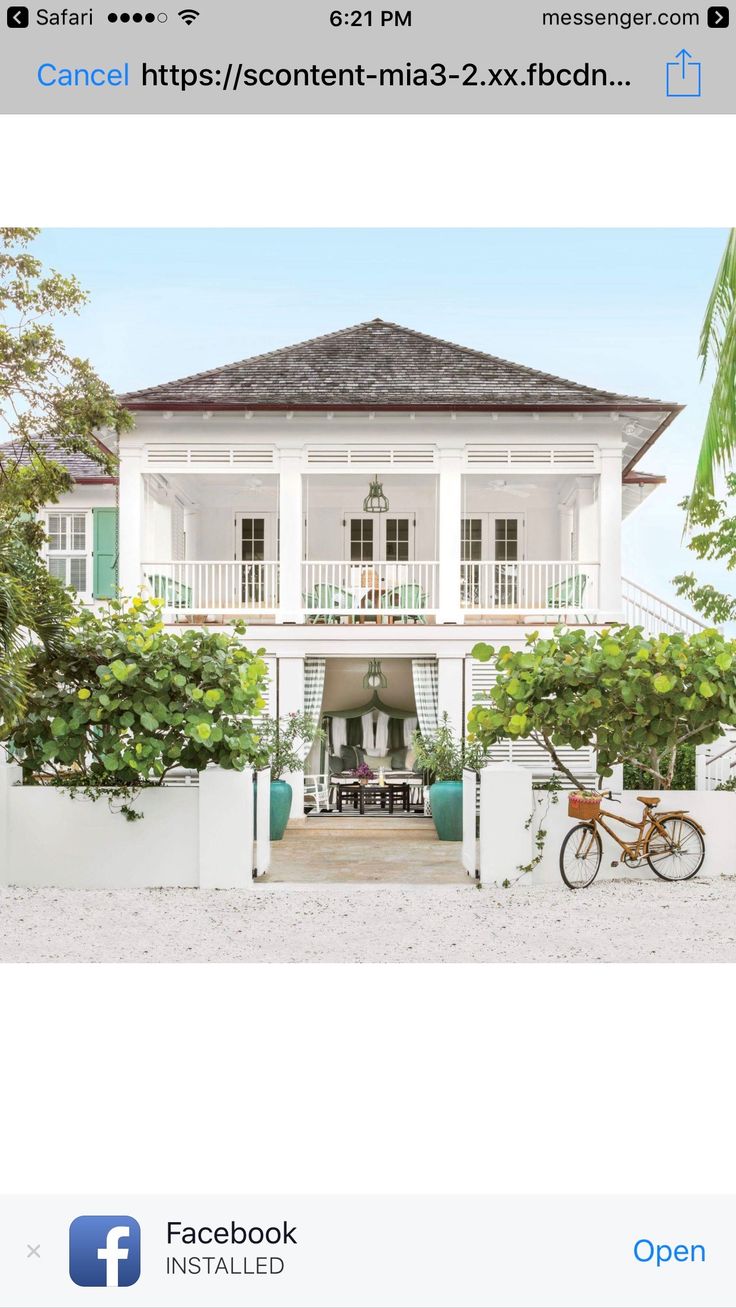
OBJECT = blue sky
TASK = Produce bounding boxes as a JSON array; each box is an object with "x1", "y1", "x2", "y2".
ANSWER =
[{"x1": 31, "y1": 227, "x2": 731, "y2": 607}]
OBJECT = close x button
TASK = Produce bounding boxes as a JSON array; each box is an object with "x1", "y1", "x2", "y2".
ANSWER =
[
  {"x1": 707, "y1": 6, "x2": 729, "y2": 25},
  {"x1": 6, "y1": 5, "x2": 29, "y2": 25}
]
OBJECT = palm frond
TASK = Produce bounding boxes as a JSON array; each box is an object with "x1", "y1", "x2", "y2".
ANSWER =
[{"x1": 691, "y1": 229, "x2": 736, "y2": 501}]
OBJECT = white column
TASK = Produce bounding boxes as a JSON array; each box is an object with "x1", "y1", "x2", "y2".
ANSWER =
[
  {"x1": 437, "y1": 451, "x2": 463, "y2": 623},
  {"x1": 277, "y1": 452, "x2": 304, "y2": 623},
  {"x1": 199, "y1": 766, "x2": 255, "y2": 889},
  {"x1": 478, "y1": 764, "x2": 533, "y2": 886},
  {"x1": 598, "y1": 449, "x2": 623, "y2": 617},
  {"x1": 118, "y1": 448, "x2": 145, "y2": 600},
  {"x1": 278, "y1": 656, "x2": 305, "y2": 819},
  {"x1": 437, "y1": 657, "x2": 464, "y2": 737}
]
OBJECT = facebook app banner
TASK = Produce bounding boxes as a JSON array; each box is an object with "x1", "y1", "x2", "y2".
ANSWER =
[
  {"x1": 2, "y1": 1194, "x2": 736, "y2": 1306},
  {"x1": 68, "y1": 1216, "x2": 141, "y2": 1288}
]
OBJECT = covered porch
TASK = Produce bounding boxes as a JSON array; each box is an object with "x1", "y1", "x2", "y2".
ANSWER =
[{"x1": 131, "y1": 466, "x2": 613, "y2": 624}]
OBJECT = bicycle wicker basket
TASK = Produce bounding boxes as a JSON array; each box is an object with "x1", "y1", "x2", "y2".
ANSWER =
[{"x1": 568, "y1": 792, "x2": 601, "y2": 821}]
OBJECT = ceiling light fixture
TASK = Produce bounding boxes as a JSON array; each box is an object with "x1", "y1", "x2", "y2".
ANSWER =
[
  {"x1": 363, "y1": 659, "x2": 388, "y2": 690},
  {"x1": 363, "y1": 475, "x2": 389, "y2": 514}
]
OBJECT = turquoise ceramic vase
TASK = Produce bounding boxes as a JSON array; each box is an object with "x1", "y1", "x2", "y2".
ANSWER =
[
  {"x1": 429, "y1": 780, "x2": 463, "y2": 841},
  {"x1": 269, "y1": 780, "x2": 293, "y2": 842}
]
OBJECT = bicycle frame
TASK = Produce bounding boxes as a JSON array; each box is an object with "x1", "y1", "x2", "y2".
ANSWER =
[{"x1": 583, "y1": 804, "x2": 704, "y2": 863}]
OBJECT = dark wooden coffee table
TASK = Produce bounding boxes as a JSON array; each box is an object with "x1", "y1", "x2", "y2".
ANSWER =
[{"x1": 336, "y1": 783, "x2": 411, "y2": 815}]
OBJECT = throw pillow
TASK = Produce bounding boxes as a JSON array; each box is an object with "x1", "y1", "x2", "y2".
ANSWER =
[
  {"x1": 329, "y1": 754, "x2": 344, "y2": 775},
  {"x1": 391, "y1": 748, "x2": 408, "y2": 769}
]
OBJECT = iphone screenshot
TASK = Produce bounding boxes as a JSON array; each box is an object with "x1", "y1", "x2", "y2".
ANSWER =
[{"x1": 0, "y1": 2, "x2": 734, "y2": 1306}]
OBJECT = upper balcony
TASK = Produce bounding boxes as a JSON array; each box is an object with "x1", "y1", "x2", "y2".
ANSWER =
[{"x1": 132, "y1": 465, "x2": 617, "y2": 625}]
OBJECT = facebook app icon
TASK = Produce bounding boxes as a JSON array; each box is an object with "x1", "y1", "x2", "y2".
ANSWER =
[{"x1": 69, "y1": 1215, "x2": 141, "y2": 1287}]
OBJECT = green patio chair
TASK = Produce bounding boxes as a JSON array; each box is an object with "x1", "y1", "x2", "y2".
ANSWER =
[
  {"x1": 145, "y1": 573, "x2": 193, "y2": 608},
  {"x1": 305, "y1": 583, "x2": 355, "y2": 624},
  {"x1": 546, "y1": 573, "x2": 590, "y2": 622},
  {"x1": 380, "y1": 583, "x2": 428, "y2": 624}
]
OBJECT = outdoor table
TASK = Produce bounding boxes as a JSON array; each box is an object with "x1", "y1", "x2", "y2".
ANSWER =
[{"x1": 336, "y1": 782, "x2": 412, "y2": 815}]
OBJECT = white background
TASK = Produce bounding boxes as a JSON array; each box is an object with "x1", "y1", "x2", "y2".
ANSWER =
[{"x1": 1, "y1": 112, "x2": 735, "y2": 1201}]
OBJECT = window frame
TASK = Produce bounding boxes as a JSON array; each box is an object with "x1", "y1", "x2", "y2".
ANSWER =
[{"x1": 44, "y1": 508, "x2": 93, "y2": 601}]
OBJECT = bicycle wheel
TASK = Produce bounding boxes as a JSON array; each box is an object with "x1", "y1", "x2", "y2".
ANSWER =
[
  {"x1": 559, "y1": 822, "x2": 602, "y2": 889},
  {"x1": 646, "y1": 816, "x2": 705, "y2": 881}
]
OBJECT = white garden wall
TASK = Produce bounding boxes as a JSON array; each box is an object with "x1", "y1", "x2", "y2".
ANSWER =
[
  {"x1": 471, "y1": 766, "x2": 735, "y2": 887},
  {"x1": 0, "y1": 764, "x2": 270, "y2": 889},
  {"x1": 531, "y1": 790, "x2": 734, "y2": 885}
]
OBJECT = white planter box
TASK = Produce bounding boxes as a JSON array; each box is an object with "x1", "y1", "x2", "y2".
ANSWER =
[
  {"x1": 0, "y1": 764, "x2": 269, "y2": 889},
  {"x1": 531, "y1": 789, "x2": 735, "y2": 886}
]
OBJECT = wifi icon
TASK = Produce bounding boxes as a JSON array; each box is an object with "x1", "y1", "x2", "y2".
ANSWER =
[{"x1": 178, "y1": 7, "x2": 199, "y2": 22}]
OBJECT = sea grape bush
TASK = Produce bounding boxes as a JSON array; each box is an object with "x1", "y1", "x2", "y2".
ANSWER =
[
  {"x1": 468, "y1": 624, "x2": 736, "y2": 790},
  {"x1": 4, "y1": 597, "x2": 269, "y2": 787}
]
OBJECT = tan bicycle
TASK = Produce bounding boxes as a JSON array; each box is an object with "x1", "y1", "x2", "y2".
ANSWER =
[{"x1": 559, "y1": 793, "x2": 706, "y2": 890}]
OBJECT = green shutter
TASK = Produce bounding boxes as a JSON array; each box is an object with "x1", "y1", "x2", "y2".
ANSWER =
[{"x1": 92, "y1": 508, "x2": 118, "y2": 599}]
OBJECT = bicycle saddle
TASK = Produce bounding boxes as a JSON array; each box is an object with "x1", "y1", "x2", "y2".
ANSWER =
[{"x1": 637, "y1": 795, "x2": 661, "y2": 806}]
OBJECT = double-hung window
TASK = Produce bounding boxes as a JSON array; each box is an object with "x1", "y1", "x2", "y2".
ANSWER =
[{"x1": 46, "y1": 512, "x2": 91, "y2": 597}]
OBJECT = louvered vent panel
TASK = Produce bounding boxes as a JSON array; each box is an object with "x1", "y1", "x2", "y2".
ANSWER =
[
  {"x1": 231, "y1": 448, "x2": 275, "y2": 464},
  {"x1": 306, "y1": 448, "x2": 350, "y2": 465},
  {"x1": 466, "y1": 445, "x2": 597, "y2": 468},
  {"x1": 306, "y1": 446, "x2": 436, "y2": 467},
  {"x1": 145, "y1": 445, "x2": 275, "y2": 467},
  {"x1": 188, "y1": 446, "x2": 231, "y2": 464}
]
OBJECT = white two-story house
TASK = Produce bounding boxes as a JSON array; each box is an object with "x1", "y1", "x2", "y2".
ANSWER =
[{"x1": 20, "y1": 318, "x2": 705, "y2": 814}]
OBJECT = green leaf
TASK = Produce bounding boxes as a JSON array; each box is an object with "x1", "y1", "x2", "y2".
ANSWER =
[
  {"x1": 652, "y1": 673, "x2": 675, "y2": 694},
  {"x1": 508, "y1": 714, "x2": 528, "y2": 736},
  {"x1": 140, "y1": 711, "x2": 159, "y2": 732},
  {"x1": 77, "y1": 688, "x2": 91, "y2": 700},
  {"x1": 699, "y1": 680, "x2": 716, "y2": 698},
  {"x1": 109, "y1": 659, "x2": 130, "y2": 682},
  {"x1": 50, "y1": 717, "x2": 67, "y2": 738}
]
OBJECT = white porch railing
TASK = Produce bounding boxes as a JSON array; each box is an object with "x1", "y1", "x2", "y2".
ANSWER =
[
  {"x1": 460, "y1": 561, "x2": 599, "y2": 615},
  {"x1": 622, "y1": 578, "x2": 710, "y2": 636},
  {"x1": 303, "y1": 561, "x2": 439, "y2": 618},
  {"x1": 141, "y1": 561, "x2": 279, "y2": 613}
]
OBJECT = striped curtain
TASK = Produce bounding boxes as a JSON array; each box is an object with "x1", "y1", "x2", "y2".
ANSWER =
[
  {"x1": 411, "y1": 659, "x2": 438, "y2": 737},
  {"x1": 304, "y1": 657, "x2": 326, "y2": 734}
]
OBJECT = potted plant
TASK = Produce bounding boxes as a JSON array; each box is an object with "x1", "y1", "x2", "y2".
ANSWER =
[
  {"x1": 412, "y1": 714, "x2": 485, "y2": 841},
  {"x1": 255, "y1": 712, "x2": 325, "y2": 840},
  {"x1": 351, "y1": 762, "x2": 375, "y2": 784}
]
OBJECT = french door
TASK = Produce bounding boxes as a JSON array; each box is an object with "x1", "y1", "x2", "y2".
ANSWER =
[
  {"x1": 344, "y1": 513, "x2": 415, "y2": 563},
  {"x1": 236, "y1": 514, "x2": 277, "y2": 604},
  {"x1": 461, "y1": 514, "x2": 525, "y2": 607}
]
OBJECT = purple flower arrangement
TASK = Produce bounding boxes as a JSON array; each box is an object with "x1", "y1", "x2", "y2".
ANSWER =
[{"x1": 351, "y1": 762, "x2": 375, "y2": 782}]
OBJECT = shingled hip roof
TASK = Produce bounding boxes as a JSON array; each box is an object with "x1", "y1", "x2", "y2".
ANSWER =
[
  {"x1": 118, "y1": 318, "x2": 678, "y2": 413},
  {"x1": 0, "y1": 434, "x2": 117, "y2": 482}
]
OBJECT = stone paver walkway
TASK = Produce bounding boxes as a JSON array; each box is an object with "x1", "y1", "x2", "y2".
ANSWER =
[{"x1": 265, "y1": 822, "x2": 466, "y2": 884}]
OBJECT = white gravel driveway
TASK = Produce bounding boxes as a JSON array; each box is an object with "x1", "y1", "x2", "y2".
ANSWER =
[{"x1": 2, "y1": 877, "x2": 736, "y2": 963}]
